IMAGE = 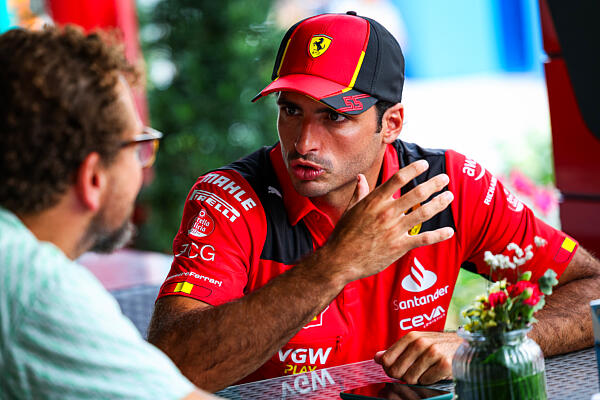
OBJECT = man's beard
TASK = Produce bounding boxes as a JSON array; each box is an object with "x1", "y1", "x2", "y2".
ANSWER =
[{"x1": 83, "y1": 210, "x2": 137, "y2": 254}]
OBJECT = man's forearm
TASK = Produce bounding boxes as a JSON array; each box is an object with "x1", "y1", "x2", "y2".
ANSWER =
[
  {"x1": 148, "y1": 247, "x2": 347, "y2": 392},
  {"x1": 530, "y1": 247, "x2": 600, "y2": 356}
]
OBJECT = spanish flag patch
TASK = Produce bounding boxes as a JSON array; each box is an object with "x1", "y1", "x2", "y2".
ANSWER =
[
  {"x1": 166, "y1": 281, "x2": 212, "y2": 298},
  {"x1": 174, "y1": 281, "x2": 194, "y2": 294},
  {"x1": 553, "y1": 237, "x2": 577, "y2": 263}
]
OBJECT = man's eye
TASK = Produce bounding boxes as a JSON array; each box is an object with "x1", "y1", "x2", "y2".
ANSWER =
[
  {"x1": 328, "y1": 111, "x2": 346, "y2": 122},
  {"x1": 284, "y1": 106, "x2": 299, "y2": 116}
]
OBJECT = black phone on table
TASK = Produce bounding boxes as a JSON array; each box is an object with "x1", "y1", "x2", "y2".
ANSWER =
[{"x1": 340, "y1": 381, "x2": 453, "y2": 400}]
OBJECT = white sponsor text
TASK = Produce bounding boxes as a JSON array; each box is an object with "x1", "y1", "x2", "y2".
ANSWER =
[{"x1": 393, "y1": 285, "x2": 450, "y2": 311}]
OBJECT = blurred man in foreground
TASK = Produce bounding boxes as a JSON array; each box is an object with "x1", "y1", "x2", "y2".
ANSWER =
[
  {"x1": 148, "y1": 12, "x2": 600, "y2": 392},
  {"x1": 0, "y1": 26, "x2": 217, "y2": 399}
]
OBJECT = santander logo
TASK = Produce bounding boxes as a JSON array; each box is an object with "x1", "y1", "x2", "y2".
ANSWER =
[{"x1": 401, "y1": 258, "x2": 437, "y2": 292}]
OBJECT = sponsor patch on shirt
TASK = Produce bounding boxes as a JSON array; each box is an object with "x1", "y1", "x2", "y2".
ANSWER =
[
  {"x1": 503, "y1": 187, "x2": 524, "y2": 212},
  {"x1": 554, "y1": 236, "x2": 577, "y2": 263},
  {"x1": 188, "y1": 208, "x2": 215, "y2": 238},
  {"x1": 462, "y1": 156, "x2": 486, "y2": 181},
  {"x1": 401, "y1": 258, "x2": 437, "y2": 292}
]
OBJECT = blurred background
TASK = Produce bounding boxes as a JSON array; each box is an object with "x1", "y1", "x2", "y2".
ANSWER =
[{"x1": 2, "y1": 0, "x2": 595, "y2": 331}]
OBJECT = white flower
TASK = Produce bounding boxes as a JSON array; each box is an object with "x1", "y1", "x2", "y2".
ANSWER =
[
  {"x1": 510, "y1": 243, "x2": 534, "y2": 266},
  {"x1": 513, "y1": 257, "x2": 527, "y2": 266},
  {"x1": 484, "y1": 251, "x2": 516, "y2": 270},
  {"x1": 507, "y1": 242, "x2": 524, "y2": 257},
  {"x1": 484, "y1": 251, "x2": 498, "y2": 268},
  {"x1": 534, "y1": 236, "x2": 548, "y2": 248}
]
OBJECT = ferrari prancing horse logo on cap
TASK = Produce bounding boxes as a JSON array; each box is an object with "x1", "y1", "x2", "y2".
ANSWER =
[{"x1": 309, "y1": 35, "x2": 332, "y2": 58}]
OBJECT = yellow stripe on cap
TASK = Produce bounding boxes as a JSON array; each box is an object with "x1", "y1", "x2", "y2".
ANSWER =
[
  {"x1": 561, "y1": 237, "x2": 576, "y2": 252},
  {"x1": 276, "y1": 39, "x2": 292, "y2": 78},
  {"x1": 341, "y1": 51, "x2": 365, "y2": 93}
]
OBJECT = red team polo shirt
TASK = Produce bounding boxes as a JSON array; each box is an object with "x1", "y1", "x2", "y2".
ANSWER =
[{"x1": 157, "y1": 140, "x2": 577, "y2": 382}]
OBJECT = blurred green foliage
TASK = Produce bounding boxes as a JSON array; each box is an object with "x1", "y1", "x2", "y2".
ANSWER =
[
  {"x1": 136, "y1": 0, "x2": 281, "y2": 252},
  {"x1": 498, "y1": 128, "x2": 556, "y2": 186},
  {"x1": 446, "y1": 269, "x2": 489, "y2": 330}
]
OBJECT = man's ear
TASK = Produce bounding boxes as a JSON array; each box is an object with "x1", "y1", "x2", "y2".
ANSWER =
[
  {"x1": 380, "y1": 103, "x2": 404, "y2": 144},
  {"x1": 75, "y1": 152, "x2": 107, "y2": 212}
]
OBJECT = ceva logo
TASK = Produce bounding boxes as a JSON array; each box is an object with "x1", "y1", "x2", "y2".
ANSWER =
[
  {"x1": 401, "y1": 258, "x2": 437, "y2": 292},
  {"x1": 400, "y1": 306, "x2": 446, "y2": 330}
]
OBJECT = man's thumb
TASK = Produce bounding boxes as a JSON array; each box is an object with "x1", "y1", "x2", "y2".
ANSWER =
[
  {"x1": 346, "y1": 174, "x2": 369, "y2": 211},
  {"x1": 374, "y1": 350, "x2": 386, "y2": 365}
]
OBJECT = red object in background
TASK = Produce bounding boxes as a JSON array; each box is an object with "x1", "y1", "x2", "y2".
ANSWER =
[
  {"x1": 539, "y1": 0, "x2": 600, "y2": 255},
  {"x1": 45, "y1": 0, "x2": 148, "y2": 123}
]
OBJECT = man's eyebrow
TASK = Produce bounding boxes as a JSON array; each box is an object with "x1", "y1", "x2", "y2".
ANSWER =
[
  {"x1": 276, "y1": 98, "x2": 296, "y2": 107},
  {"x1": 276, "y1": 97, "x2": 350, "y2": 117}
]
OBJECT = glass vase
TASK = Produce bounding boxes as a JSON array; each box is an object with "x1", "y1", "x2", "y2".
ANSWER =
[{"x1": 452, "y1": 327, "x2": 547, "y2": 400}]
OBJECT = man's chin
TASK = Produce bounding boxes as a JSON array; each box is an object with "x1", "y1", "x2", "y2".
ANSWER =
[
  {"x1": 291, "y1": 179, "x2": 330, "y2": 198},
  {"x1": 88, "y1": 220, "x2": 136, "y2": 254}
]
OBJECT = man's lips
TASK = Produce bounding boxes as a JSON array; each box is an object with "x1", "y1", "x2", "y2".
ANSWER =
[{"x1": 290, "y1": 160, "x2": 325, "y2": 181}]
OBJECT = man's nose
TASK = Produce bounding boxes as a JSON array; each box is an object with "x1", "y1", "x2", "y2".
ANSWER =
[{"x1": 295, "y1": 119, "x2": 320, "y2": 155}]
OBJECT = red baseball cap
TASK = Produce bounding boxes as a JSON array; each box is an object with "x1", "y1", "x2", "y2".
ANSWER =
[{"x1": 252, "y1": 11, "x2": 405, "y2": 115}]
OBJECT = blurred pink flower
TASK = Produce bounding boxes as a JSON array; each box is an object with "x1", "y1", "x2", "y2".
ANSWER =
[
  {"x1": 510, "y1": 169, "x2": 536, "y2": 197},
  {"x1": 488, "y1": 291, "x2": 508, "y2": 308},
  {"x1": 508, "y1": 169, "x2": 558, "y2": 216}
]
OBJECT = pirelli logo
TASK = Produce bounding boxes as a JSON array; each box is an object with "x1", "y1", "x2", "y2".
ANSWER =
[{"x1": 189, "y1": 189, "x2": 241, "y2": 222}]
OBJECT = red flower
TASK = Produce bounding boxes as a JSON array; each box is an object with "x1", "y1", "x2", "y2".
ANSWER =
[
  {"x1": 488, "y1": 291, "x2": 508, "y2": 308},
  {"x1": 509, "y1": 281, "x2": 542, "y2": 306}
]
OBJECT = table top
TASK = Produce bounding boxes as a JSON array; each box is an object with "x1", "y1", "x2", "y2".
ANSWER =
[
  {"x1": 108, "y1": 285, "x2": 599, "y2": 399},
  {"x1": 217, "y1": 347, "x2": 598, "y2": 399}
]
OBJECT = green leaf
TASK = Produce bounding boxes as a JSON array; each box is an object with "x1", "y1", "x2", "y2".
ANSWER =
[
  {"x1": 532, "y1": 297, "x2": 545, "y2": 313},
  {"x1": 519, "y1": 271, "x2": 532, "y2": 281},
  {"x1": 538, "y1": 269, "x2": 558, "y2": 295}
]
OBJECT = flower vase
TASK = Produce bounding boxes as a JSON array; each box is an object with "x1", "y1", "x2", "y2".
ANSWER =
[{"x1": 452, "y1": 327, "x2": 547, "y2": 400}]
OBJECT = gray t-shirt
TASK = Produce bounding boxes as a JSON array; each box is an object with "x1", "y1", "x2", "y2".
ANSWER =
[{"x1": 0, "y1": 208, "x2": 195, "y2": 399}]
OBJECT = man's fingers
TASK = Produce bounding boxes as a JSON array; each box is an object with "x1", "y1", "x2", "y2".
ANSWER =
[
  {"x1": 394, "y1": 173, "x2": 450, "y2": 214},
  {"x1": 415, "y1": 359, "x2": 453, "y2": 385},
  {"x1": 379, "y1": 335, "x2": 416, "y2": 379},
  {"x1": 378, "y1": 333, "x2": 457, "y2": 385},
  {"x1": 374, "y1": 350, "x2": 386, "y2": 365},
  {"x1": 346, "y1": 174, "x2": 370, "y2": 211},
  {"x1": 376, "y1": 160, "x2": 429, "y2": 199},
  {"x1": 408, "y1": 227, "x2": 455, "y2": 249},
  {"x1": 401, "y1": 190, "x2": 454, "y2": 233},
  {"x1": 400, "y1": 342, "x2": 444, "y2": 384}
]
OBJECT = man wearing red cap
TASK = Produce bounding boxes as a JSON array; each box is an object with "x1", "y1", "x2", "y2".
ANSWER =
[{"x1": 149, "y1": 12, "x2": 600, "y2": 391}]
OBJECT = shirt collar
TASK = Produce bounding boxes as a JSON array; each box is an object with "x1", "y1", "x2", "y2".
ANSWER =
[
  {"x1": 380, "y1": 142, "x2": 402, "y2": 199},
  {"x1": 269, "y1": 142, "x2": 402, "y2": 226}
]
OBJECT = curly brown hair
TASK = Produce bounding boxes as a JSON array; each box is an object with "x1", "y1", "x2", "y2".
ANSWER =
[{"x1": 0, "y1": 25, "x2": 141, "y2": 215}]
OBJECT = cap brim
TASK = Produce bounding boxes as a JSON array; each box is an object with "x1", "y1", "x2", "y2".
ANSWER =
[
  {"x1": 252, "y1": 74, "x2": 345, "y2": 102},
  {"x1": 252, "y1": 74, "x2": 376, "y2": 115}
]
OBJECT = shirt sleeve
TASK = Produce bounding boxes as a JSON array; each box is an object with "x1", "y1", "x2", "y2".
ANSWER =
[
  {"x1": 157, "y1": 169, "x2": 267, "y2": 306},
  {"x1": 8, "y1": 260, "x2": 195, "y2": 400},
  {"x1": 446, "y1": 150, "x2": 578, "y2": 283}
]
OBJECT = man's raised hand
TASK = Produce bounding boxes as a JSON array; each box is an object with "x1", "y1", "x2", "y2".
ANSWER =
[{"x1": 325, "y1": 160, "x2": 454, "y2": 284}]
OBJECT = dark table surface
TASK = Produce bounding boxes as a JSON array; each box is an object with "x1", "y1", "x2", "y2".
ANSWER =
[
  {"x1": 217, "y1": 347, "x2": 598, "y2": 399},
  {"x1": 109, "y1": 284, "x2": 599, "y2": 399}
]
